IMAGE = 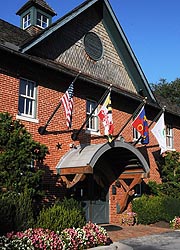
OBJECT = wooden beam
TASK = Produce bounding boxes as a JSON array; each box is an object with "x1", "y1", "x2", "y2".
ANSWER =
[
  {"x1": 120, "y1": 172, "x2": 149, "y2": 179},
  {"x1": 59, "y1": 165, "x2": 93, "y2": 175},
  {"x1": 118, "y1": 174, "x2": 142, "y2": 213},
  {"x1": 61, "y1": 174, "x2": 86, "y2": 188}
]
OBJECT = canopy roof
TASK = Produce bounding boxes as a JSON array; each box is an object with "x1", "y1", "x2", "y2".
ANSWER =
[{"x1": 56, "y1": 141, "x2": 150, "y2": 175}]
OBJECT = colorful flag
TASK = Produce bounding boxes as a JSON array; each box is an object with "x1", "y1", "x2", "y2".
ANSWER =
[
  {"x1": 61, "y1": 82, "x2": 74, "y2": 129},
  {"x1": 151, "y1": 113, "x2": 166, "y2": 154},
  {"x1": 98, "y1": 92, "x2": 114, "y2": 142},
  {"x1": 132, "y1": 106, "x2": 149, "y2": 144}
]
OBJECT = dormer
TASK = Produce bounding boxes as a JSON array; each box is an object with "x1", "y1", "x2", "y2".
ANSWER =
[{"x1": 16, "y1": 0, "x2": 56, "y2": 35}]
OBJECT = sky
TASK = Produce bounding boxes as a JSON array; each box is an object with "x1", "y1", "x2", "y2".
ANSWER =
[{"x1": 1, "y1": 0, "x2": 180, "y2": 84}]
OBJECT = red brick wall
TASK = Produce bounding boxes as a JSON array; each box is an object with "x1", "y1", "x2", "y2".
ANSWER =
[
  {"x1": 1, "y1": 71, "x2": 180, "y2": 223},
  {"x1": 0, "y1": 73, "x2": 19, "y2": 118},
  {"x1": 174, "y1": 127, "x2": 180, "y2": 152}
]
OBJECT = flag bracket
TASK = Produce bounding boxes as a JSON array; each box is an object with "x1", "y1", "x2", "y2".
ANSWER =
[
  {"x1": 38, "y1": 71, "x2": 81, "y2": 135},
  {"x1": 111, "y1": 97, "x2": 147, "y2": 143},
  {"x1": 38, "y1": 126, "x2": 47, "y2": 135},
  {"x1": 133, "y1": 105, "x2": 166, "y2": 146},
  {"x1": 71, "y1": 129, "x2": 79, "y2": 141},
  {"x1": 71, "y1": 85, "x2": 112, "y2": 141}
]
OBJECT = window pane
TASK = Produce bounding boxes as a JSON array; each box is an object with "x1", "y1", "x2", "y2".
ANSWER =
[
  {"x1": 166, "y1": 125, "x2": 173, "y2": 149},
  {"x1": 90, "y1": 116, "x2": 97, "y2": 130},
  {"x1": 27, "y1": 82, "x2": 34, "y2": 98},
  {"x1": 86, "y1": 99, "x2": 98, "y2": 131},
  {"x1": 91, "y1": 102, "x2": 96, "y2": 111},
  {"x1": 37, "y1": 19, "x2": 41, "y2": 26},
  {"x1": 42, "y1": 15, "x2": 47, "y2": 22},
  {"x1": 26, "y1": 99, "x2": 32, "y2": 116},
  {"x1": 20, "y1": 80, "x2": 26, "y2": 95},
  {"x1": 18, "y1": 97, "x2": 25, "y2": 114},
  {"x1": 42, "y1": 22, "x2": 47, "y2": 28},
  {"x1": 36, "y1": 12, "x2": 41, "y2": 26},
  {"x1": 23, "y1": 13, "x2": 31, "y2": 29},
  {"x1": 37, "y1": 12, "x2": 48, "y2": 28}
]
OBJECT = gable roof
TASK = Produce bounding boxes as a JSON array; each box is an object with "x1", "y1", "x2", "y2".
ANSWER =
[
  {"x1": 16, "y1": 0, "x2": 56, "y2": 16},
  {"x1": 19, "y1": 0, "x2": 156, "y2": 102},
  {"x1": 0, "y1": 19, "x2": 31, "y2": 48}
]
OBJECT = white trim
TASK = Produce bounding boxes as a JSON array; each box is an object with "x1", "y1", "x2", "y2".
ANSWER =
[
  {"x1": 18, "y1": 78, "x2": 37, "y2": 119},
  {"x1": 23, "y1": 13, "x2": 31, "y2": 30},
  {"x1": 86, "y1": 99, "x2": 99, "y2": 132},
  {"x1": 85, "y1": 129, "x2": 100, "y2": 136},
  {"x1": 16, "y1": 115, "x2": 39, "y2": 123},
  {"x1": 36, "y1": 12, "x2": 49, "y2": 29},
  {"x1": 166, "y1": 124, "x2": 174, "y2": 150}
]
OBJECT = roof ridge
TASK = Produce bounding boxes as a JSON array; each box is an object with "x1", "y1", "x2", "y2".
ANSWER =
[{"x1": 16, "y1": 0, "x2": 56, "y2": 16}]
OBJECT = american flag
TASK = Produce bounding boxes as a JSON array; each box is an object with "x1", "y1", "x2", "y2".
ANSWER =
[{"x1": 61, "y1": 82, "x2": 74, "y2": 129}]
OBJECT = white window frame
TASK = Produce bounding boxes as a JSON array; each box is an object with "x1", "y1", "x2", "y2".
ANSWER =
[
  {"x1": 86, "y1": 99, "x2": 99, "y2": 133},
  {"x1": 166, "y1": 124, "x2": 174, "y2": 150},
  {"x1": 17, "y1": 78, "x2": 38, "y2": 123},
  {"x1": 36, "y1": 12, "x2": 49, "y2": 29},
  {"x1": 23, "y1": 13, "x2": 31, "y2": 29}
]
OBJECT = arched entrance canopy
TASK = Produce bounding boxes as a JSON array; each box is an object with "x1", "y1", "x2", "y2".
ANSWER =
[{"x1": 56, "y1": 141, "x2": 150, "y2": 176}]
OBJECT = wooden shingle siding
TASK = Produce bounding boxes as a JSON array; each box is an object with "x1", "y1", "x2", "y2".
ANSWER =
[{"x1": 56, "y1": 21, "x2": 136, "y2": 94}]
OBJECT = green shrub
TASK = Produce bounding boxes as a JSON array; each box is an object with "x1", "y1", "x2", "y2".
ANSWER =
[
  {"x1": 132, "y1": 195, "x2": 180, "y2": 225},
  {"x1": 0, "y1": 192, "x2": 17, "y2": 235},
  {"x1": 0, "y1": 189, "x2": 34, "y2": 235},
  {"x1": 14, "y1": 187, "x2": 34, "y2": 232},
  {"x1": 161, "y1": 196, "x2": 180, "y2": 222},
  {"x1": 36, "y1": 198, "x2": 86, "y2": 232}
]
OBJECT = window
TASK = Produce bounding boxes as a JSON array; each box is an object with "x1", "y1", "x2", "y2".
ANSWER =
[
  {"x1": 18, "y1": 78, "x2": 37, "y2": 119},
  {"x1": 37, "y1": 12, "x2": 49, "y2": 28},
  {"x1": 23, "y1": 13, "x2": 31, "y2": 29},
  {"x1": 134, "y1": 183, "x2": 142, "y2": 197},
  {"x1": 166, "y1": 125, "x2": 174, "y2": 150},
  {"x1": 133, "y1": 128, "x2": 142, "y2": 143},
  {"x1": 86, "y1": 99, "x2": 98, "y2": 132}
]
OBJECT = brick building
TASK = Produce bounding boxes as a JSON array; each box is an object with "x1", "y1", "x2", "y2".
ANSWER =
[{"x1": 0, "y1": 0, "x2": 180, "y2": 224}]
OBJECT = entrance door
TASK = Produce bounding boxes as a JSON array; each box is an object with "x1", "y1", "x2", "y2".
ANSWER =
[
  {"x1": 91, "y1": 187, "x2": 109, "y2": 224},
  {"x1": 81, "y1": 174, "x2": 109, "y2": 224}
]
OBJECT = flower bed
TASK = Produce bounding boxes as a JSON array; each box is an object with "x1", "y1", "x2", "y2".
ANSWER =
[
  {"x1": 119, "y1": 212, "x2": 137, "y2": 226},
  {"x1": 0, "y1": 222, "x2": 112, "y2": 249},
  {"x1": 170, "y1": 216, "x2": 180, "y2": 229}
]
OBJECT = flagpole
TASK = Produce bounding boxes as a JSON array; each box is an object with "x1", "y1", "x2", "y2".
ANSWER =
[
  {"x1": 38, "y1": 71, "x2": 81, "y2": 135},
  {"x1": 133, "y1": 106, "x2": 166, "y2": 145},
  {"x1": 111, "y1": 97, "x2": 147, "y2": 142},
  {"x1": 71, "y1": 84, "x2": 112, "y2": 141}
]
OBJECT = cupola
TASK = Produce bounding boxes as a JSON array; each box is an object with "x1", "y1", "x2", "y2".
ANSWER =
[{"x1": 16, "y1": 0, "x2": 56, "y2": 35}]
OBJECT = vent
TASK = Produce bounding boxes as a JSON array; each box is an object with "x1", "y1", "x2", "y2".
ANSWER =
[{"x1": 84, "y1": 32, "x2": 103, "y2": 61}]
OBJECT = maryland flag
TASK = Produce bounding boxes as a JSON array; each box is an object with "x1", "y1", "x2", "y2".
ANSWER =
[
  {"x1": 98, "y1": 92, "x2": 114, "y2": 142},
  {"x1": 132, "y1": 106, "x2": 149, "y2": 144}
]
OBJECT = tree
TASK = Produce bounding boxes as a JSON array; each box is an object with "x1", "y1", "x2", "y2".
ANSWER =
[
  {"x1": 151, "y1": 78, "x2": 180, "y2": 113},
  {"x1": 147, "y1": 151, "x2": 180, "y2": 198},
  {"x1": 0, "y1": 112, "x2": 49, "y2": 196}
]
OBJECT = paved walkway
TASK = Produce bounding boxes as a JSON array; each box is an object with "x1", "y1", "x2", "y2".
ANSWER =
[{"x1": 103, "y1": 223, "x2": 173, "y2": 242}]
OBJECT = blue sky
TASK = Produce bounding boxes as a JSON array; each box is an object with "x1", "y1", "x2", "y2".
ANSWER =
[{"x1": 1, "y1": 0, "x2": 180, "y2": 83}]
